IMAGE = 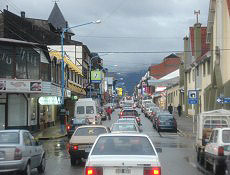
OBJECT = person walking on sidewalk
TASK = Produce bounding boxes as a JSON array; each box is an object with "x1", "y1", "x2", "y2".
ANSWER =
[
  {"x1": 106, "y1": 107, "x2": 112, "y2": 120},
  {"x1": 177, "y1": 104, "x2": 182, "y2": 117},
  {"x1": 168, "y1": 104, "x2": 173, "y2": 114},
  {"x1": 59, "y1": 107, "x2": 66, "y2": 134}
]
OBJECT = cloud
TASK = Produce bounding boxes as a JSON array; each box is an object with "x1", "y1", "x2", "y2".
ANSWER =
[{"x1": 2, "y1": 0, "x2": 209, "y2": 73}]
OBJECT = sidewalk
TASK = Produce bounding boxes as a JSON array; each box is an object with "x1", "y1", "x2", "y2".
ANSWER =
[
  {"x1": 32, "y1": 122, "x2": 67, "y2": 140},
  {"x1": 174, "y1": 112, "x2": 197, "y2": 139}
]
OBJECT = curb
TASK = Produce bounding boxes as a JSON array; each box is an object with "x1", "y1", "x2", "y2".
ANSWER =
[{"x1": 35, "y1": 134, "x2": 67, "y2": 140}]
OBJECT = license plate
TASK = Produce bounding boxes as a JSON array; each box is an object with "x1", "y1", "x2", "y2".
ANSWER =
[
  {"x1": 78, "y1": 145, "x2": 92, "y2": 151},
  {"x1": 116, "y1": 168, "x2": 131, "y2": 174}
]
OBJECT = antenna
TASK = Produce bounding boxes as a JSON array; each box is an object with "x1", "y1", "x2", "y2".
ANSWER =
[{"x1": 194, "y1": 10, "x2": 200, "y2": 24}]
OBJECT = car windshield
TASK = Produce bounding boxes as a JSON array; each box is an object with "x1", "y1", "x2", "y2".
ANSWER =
[
  {"x1": 111, "y1": 124, "x2": 137, "y2": 132},
  {"x1": 76, "y1": 106, "x2": 84, "y2": 114},
  {"x1": 222, "y1": 130, "x2": 230, "y2": 143},
  {"x1": 0, "y1": 132, "x2": 19, "y2": 144},
  {"x1": 91, "y1": 136, "x2": 156, "y2": 155},
  {"x1": 86, "y1": 106, "x2": 94, "y2": 114},
  {"x1": 159, "y1": 115, "x2": 174, "y2": 121},
  {"x1": 74, "y1": 127, "x2": 107, "y2": 136}
]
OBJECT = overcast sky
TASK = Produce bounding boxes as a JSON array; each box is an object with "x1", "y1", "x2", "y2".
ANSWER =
[{"x1": 1, "y1": 0, "x2": 209, "y2": 73}]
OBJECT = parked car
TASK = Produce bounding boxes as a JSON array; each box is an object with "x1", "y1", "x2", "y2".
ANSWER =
[
  {"x1": 111, "y1": 123, "x2": 140, "y2": 133},
  {"x1": 85, "y1": 133, "x2": 162, "y2": 175},
  {"x1": 155, "y1": 114, "x2": 177, "y2": 132},
  {"x1": 69, "y1": 125, "x2": 110, "y2": 166},
  {"x1": 143, "y1": 103, "x2": 156, "y2": 117},
  {"x1": 66, "y1": 118, "x2": 90, "y2": 138},
  {"x1": 0, "y1": 130, "x2": 46, "y2": 174},
  {"x1": 204, "y1": 128, "x2": 230, "y2": 175},
  {"x1": 153, "y1": 111, "x2": 169, "y2": 128}
]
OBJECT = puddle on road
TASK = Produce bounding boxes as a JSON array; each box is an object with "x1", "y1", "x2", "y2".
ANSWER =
[
  {"x1": 41, "y1": 138, "x2": 70, "y2": 159},
  {"x1": 153, "y1": 142, "x2": 190, "y2": 149}
]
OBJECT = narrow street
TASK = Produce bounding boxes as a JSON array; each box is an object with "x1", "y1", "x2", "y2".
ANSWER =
[{"x1": 29, "y1": 109, "x2": 212, "y2": 175}]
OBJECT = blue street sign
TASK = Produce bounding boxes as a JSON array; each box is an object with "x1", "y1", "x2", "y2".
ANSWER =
[
  {"x1": 223, "y1": 97, "x2": 230, "y2": 103},
  {"x1": 188, "y1": 90, "x2": 198, "y2": 105},
  {"x1": 217, "y1": 97, "x2": 230, "y2": 104}
]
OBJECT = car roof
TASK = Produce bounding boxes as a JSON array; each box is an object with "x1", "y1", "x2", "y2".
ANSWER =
[
  {"x1": 98, "y1": 133, "x2": 148, "y2": 137},
  {"x1": 0, "y1": 129, "x2": 27, "y2": 133},
  {"x1": 77, "y1": 125, "x2": 107, "y2": 129},
  {"x1": 113, "y1": 123, "x2": 135, "y2": 125}
]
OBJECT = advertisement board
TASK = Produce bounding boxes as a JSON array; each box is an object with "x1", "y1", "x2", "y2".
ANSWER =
[
  {"x1": 91, "y1": 70, "x2": 102, "y2": 83},
  {"x1": 0, "y1": 80, "x2": 42, "y2": 93},
  {"x1": 117, "y1": 88, "x2": 123, "y2": 96}
]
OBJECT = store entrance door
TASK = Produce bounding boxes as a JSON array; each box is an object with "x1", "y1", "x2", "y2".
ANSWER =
[{"x1": 0, "y1": 104, "x2": 5, "y2": 130}]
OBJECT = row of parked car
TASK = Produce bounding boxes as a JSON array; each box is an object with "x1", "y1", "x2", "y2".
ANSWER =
[{"x1": 141, "y1": 99, "x2": 177, "y2": 133}]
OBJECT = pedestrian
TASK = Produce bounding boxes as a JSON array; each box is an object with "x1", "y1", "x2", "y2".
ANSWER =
[
  {"x1": 168, "y1": 104, "x2": 173, "y2": 114},
  {"x1": 106, "y1": 107, "x2": 112, "y2": 120},
  {"x1": 59, "y1": 107, "x2": 66, "y2": 134},
  {"x1": 177, "y1": 104, "x2": 182, "y2": 117}
]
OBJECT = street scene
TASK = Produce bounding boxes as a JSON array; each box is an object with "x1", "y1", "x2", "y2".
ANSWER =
[{"x1": 1, "y1": 0, "x2": 230, "y2": 175}]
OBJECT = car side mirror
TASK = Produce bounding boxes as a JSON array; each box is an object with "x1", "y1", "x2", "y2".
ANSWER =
[{"x1": 156, "y1": 147, "x2": 162, "y2": 153}]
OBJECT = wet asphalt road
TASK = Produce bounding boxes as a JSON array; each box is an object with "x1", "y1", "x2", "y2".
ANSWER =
[{"x1": 29, "y1": 108, "x2": 213, "y2": 175}]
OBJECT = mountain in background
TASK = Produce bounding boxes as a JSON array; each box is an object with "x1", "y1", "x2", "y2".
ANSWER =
[{"x1": 122, "y1": 69, "x2": 147, "y2": 95}]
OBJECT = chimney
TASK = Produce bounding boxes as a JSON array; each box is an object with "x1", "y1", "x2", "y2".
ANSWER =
[
  {"x1": 183, "y1": 36, "x2": 189, "y2": 67},
  {"x1": 21, "y1": 11, "x2": 25, "y2": 18},
  {"x1": 194, "y1": 23, "x2": 202, "y2": 59}
]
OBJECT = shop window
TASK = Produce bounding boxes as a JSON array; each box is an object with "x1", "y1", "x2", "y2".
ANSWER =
[
  {"x1": 0, "y1": 46, "x2": 14, "y2": 78},
  {"x1": 51, "y1": 61, "x2": 57, "y2": 83}
]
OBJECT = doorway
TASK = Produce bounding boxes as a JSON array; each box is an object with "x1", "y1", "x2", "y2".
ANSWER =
[{"x1": 0, "y1": 104, "x2": 6, "y2": 130}]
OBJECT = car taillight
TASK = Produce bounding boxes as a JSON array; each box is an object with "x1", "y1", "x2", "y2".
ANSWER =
[
  {"x1": 14, "y1": 147, "x2": 22, "y2": 160},
  {"x1": 218, "y1": 146, "x2": 224, "y2": 156},
  {"x1": 66, "y1": 125, "x2": 71, "y2": 131},
  {"x1": 85, "y1": 166, "x2": 103, "y2": 175},
  {"x1": 136, "y1": 117, "x2": 140, "y2": 121},
  {"x1": 70, "y1": 144, "x2": 78, "y2": 151},
  {"x1": 120, "y1": 112, "x2": 123, "y2": 116},
  {"x1": 144, "y1": 167, "x2": 161, "y2": 175}
]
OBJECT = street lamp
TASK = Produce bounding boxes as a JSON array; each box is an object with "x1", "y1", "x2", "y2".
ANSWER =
[{"x1": 61, "y1": 20, "x2": 101, "y2": 105}]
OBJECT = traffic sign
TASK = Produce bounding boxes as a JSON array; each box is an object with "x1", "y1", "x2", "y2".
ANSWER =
[
  {"x1": 217, "y1": 97, "x2": 223, "y2": 104},
  {"x1": 188, "y1": 90, "x2": 198, "y2": 104},
  {"x1": 217, "y1": 97, "x2": 230, "y2": 104},
  {"x1": 223, "y1": 97, "x2": 230, "y2": 103}
]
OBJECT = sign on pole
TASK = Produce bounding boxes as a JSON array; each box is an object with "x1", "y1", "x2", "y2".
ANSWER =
[
  {"x1": 217, "y1": 97, "x2": 230, "y2": 104},
  {"x1": 188, "y1": 90, "x2": 198, "y2": 104},
  {"x1": 91, "y1": 70, "x2": 102, "y2": 83}
]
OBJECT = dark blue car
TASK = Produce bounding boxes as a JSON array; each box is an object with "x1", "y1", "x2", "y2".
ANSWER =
[{"x1": 155, "y1": 114, "x2": 177, "y2": 132}]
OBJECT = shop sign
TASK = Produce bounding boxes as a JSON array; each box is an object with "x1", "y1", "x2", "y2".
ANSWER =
[
  {"x1": 38, "y1": 96, "x2": 62, "y2": 105},
  {"x1": 91, "y1": 70, "x2": 102, "y2": 83},
  {"x1": 71, "y1": 95, "x2": 78, "y2": 101},
  {"x1": 65, "y1": 89, "x2": 71, "y2": 98},
  {"x1": 0, "y1": 80, "x2": 42, "y2": 93}
]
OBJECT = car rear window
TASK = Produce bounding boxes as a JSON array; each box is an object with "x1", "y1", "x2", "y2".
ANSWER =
[
  {"x1": 74, "y1": 127, "x2": 107, "y2": 136},
  {"x1": 111, "y1": 124, "x2": 137, "y2": 132},
  {"x1": 92, "y1": 136, "x2": 156, "y2": 155},
  {"x1": 117, "y1": 119, "x2": 135, "y2": 124},
  {"x1": 204, "y1": 119, "x2": 228, "y2": 129},
  {"x1": 71, "y1": 118, "x2": 87, "y2": 125},
  {"x1": 159, "y1": 115, "x2": 173, "y2": 121},
  {"x1": 86, "y1": 106, "x2": 94, "y2": 114},
  {"x1": 0, "y1": 132, "x2": 19, "y2": 144},
  {"x1": 76, "y1": 106, "x2": 84, "y2": 114},
  {"x1": 123, "y1": 110, "x2": 138, "y2": 116},
  {"x1": 222, "y1": 130, "x2": 230, "y2": 143}
]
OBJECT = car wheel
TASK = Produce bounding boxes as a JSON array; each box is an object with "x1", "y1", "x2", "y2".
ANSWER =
[
  {"x1": 23, "y1": 162, "x2": 31, "y2": 175},
  {"x1": 37, "y1": 156, "x2": 46, "y2": 173},
  {"x1": 70, "y1": 157, "x2": 76, "y2": 166}
]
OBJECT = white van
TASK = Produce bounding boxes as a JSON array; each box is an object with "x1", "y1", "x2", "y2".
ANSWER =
[{"x1": 74, "y1": 98, "x2": 102, "y2": 124}]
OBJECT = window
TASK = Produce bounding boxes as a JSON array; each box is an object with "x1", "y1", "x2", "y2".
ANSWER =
[
  {"x1": 0, "y1": 46, "x2": 14, "y2": 78},
  {"x1": 207, "y1": 60, "x2": 211, "y2": 75},
  {"x1": 74, "y1": 127, "x2": 107, "y2": 136},
  {"x1": 222, "y1": 130, "x2": 230, "y2": 143},
  {"x1": 86, "y1": 106, "x2": 94, "y2": 114},
  {"x1": 213, "y1": 130, "x2": 218, "y2": 143},
  {"x1": 192, "y1": 69, "x2": 195, "y2": 81},
  {"x1": 203, "y1": 62, "x2": 206, "y2": 76},
  {"x1": 0, "y1": 132, "x2": 19, "y2": 144},
  {"x1": 40, "y1": 63, "x2": 50, "y2": 81},
  {"x1": 188, "y1": 72, "x2": 191, "y2": 83},
  {"x1": 23, "y1": 132, "x2": 32, "y2": 146},
  {"x1": 76, "y1": 106, "x2": 84, "y2": 114}
]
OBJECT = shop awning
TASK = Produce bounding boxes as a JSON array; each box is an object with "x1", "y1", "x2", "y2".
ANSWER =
[
  {"x1": 68, "y1": 81, "x2": 86, "y2": 96},
  {"x1": 49, "y1": 51, "x2": 83, "y2": 76}
]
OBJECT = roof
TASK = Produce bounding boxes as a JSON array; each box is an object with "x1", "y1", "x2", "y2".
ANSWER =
[
  {"x1": 48, "y1": 3, "x2": 74, "y2": 34},
  {"x1": 189, "y1": 26, "x2": 209, "y2": 57},
  {"x1": 200, "y1": 109, "x2": 230, "y2": 116},
  {"x1": 160, "y1": 69, "x2": 179, "y2": 80},
  {"x1": 227, "y1": 0, "x2": 230, "y2": 15},
  {"x1": 149, "y1": 54, "x2": 181, "y2": 79},
  {"x1": 0, "y1": 38, "x2": 40, "y2": 46}
]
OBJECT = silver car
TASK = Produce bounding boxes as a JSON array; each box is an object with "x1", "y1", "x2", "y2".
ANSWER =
[{"x1": 0, "y1": 130, "x2": 46, "y2": 175}]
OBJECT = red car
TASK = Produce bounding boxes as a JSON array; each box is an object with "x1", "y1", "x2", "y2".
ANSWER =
[{"x1": 119, "y1": 109, "x2": 141, "y2": 126}]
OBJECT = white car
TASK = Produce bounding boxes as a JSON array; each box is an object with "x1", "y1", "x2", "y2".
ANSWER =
[
  {"x1": 110, "y1": 123, "x2": 140, "y2": 133},
  {"x1": 85, "y1": 133, "x2": 161, "y2": 175}
]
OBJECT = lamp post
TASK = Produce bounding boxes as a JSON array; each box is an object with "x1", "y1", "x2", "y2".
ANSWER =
[{"x1": 60, "y1": 20, "x2": 101, "y2": 105}]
